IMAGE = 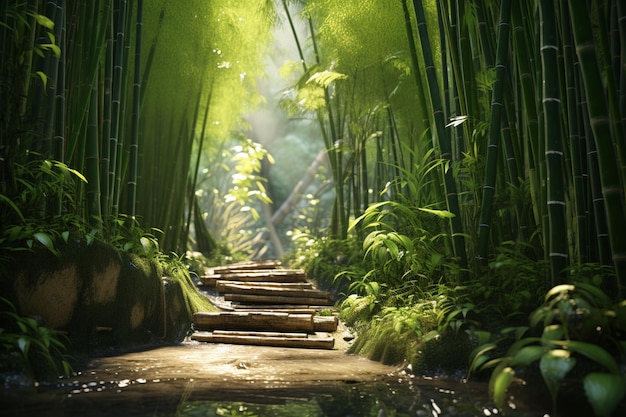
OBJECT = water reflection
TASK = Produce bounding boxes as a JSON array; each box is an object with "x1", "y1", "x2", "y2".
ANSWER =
[
  {"x1": 2, "y1": 374, "x2": 539, "y2": 417},
  {"x1": 1, "y1": 343, "x2": 543, "y2": 417}
]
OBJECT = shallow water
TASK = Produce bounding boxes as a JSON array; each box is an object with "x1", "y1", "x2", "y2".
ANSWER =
[{"x1": 1, "y1": 342, "x2": 545, "y2": 417}]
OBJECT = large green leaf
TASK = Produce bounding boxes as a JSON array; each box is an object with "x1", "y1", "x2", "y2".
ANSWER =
[
  {"x1": 539, "y1": 349, "x2": 576, "y2": 402},
  {"x1": 561, "y1": 340, "x2": 621, "y2": 375},
  {"x1": 583, "y1": 373, "x2": 626, "y2": 417},
  {"x1": 33, "y1": 232, "x2": 56, "y2": 254},
  {"x1": 492, "y1": 366, "x2": 516, "y2": 408},
  {"x1": 510, "y1": 345, "x2": 545, "y2": 367}
]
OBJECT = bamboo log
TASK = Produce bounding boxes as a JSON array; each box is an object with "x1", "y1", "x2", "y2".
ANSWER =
[
  {"x1": 193, "y1": 311, "x2": 315, "y2": 332},
  {"x1": 212, "y1": 330, "x2": 308, "y2": 338},
  {"x1": 313, "y1": 315, "x2": 338, "y2": 332},
  {"x1": 213, "y1": 269, "x2": 304, "y2": 278},
  {"x1": 221, "y1": 283, "x2": 331, "y2": 300},
  {"x1": 233, "y1": 304, "x2": 334, "y2": 311},
  {"x1": 224, "y1": 293, "x2": 334, "y2": 306},
  {"x1": 200, "y1": 273, "x2": 308, "y2": 287},
  {"x1": 215, "y1": 280, "x2": 314, "y2": 292},
  {"x1": 191, "y1": 331, "x2": 335, "y2": 349},
  {"x1": 231, "y1": 308, "x2": 319, "y2": 314},
  {"x1": 209, "y1": 261, "x2": 281, "y2": 274}
]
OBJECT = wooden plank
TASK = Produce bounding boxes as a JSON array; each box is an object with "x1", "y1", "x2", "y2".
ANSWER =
[
  {"x1": 224, "y1": 293, "x2": 335, "y2": 306},
  {"x1": 231, "y1": 308, "x2": 319, "y2": 314},
  {"x1": 209, "y1": 261, "x2": 281, "y2": 273},
  {"x1": 216, "y1": 269, "x2": 306, "y2": 278},
  {"x1": 221, "y1": 283, "x2": 331, "y2": 300},
  {"x1": 313, "y1": 315, "x2": 338, "y2": 332},
  {"x1": 200, "y1": 273, "x2": 308, "y2": 287},
  {"x1": 233, "y1": 304, "x2": 334, "y2": 311},
  {"x1": 212, "y1": 330, "x2": 308, "y2": 338},
  {"x1": 215, "y1": 280, "x2": 314, "y2": 292},
  {"x1": 193, "y1": 311, "x2": 315, "y2": 333},
  {"x1": 191, "y1": 331, "x2": 335, "y2": 349}
]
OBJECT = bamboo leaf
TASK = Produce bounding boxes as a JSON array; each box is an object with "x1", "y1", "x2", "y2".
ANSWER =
[
  {"x1": 306, "y1": 70, "x2": 348, "y2": 87},
  {"x1": 35, "y1": 14, "x2": 54, "y2": 30},
  {"x1": 33, "y1": 232, "x2": 55, "y2": 252},
  {"x1": 418, "y1": 207, "x2": 455, "y2": 218},
  {"x1": 36, "y1": 71, "x2": 48, "y2": 89},
  {"x1": 492, "y1": 366, "x2": 516, "y2": 408}
]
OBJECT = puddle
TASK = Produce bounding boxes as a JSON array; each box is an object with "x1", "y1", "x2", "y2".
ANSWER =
[{"x1": 1, "y1": 342, "x2": 545, "y2": 416}]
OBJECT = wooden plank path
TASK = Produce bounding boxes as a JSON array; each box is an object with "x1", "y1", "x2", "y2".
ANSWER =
[{"x1": 191, "y1": 261, "x2": 338, "y2": 349}]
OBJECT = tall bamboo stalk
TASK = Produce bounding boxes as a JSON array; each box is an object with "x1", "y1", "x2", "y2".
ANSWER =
[
  {"x1": 411, "y1": 0, "x2": 468, "y2": 272},
  {"x1": 125, "y1": 0, "x2": 142, "y2": 220},
  {"x1": 107, "y1": 0, "x2": 128, "y2": 219},
  {"x1": 569, "y1": 0, "x2": 626, "y2": 294},
  {"x1": 85, "y1": 82, "x2": 102, "y2": 223},
  {"x1": 476, "y1": 0, "x2": 511, "y2": 262},
  {"x1": 541, "y1": 0, "x2": 568, "y2": 284}
]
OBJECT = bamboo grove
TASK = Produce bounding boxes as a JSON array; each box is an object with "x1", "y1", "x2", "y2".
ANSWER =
[
  {"x1": 2, "y1": 0, "x2": 625, "y2": 294},
  {"x1": 0, "y1": 1, "x2": 272, "y2": 255},
  {"x1": 280, "y1": 0, "x2": 626, "y2": 298}
]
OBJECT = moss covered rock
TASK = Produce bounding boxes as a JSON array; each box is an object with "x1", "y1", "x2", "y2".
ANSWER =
[{"x1": 3, "y1": 242, "x2": 211, "y2": 352}]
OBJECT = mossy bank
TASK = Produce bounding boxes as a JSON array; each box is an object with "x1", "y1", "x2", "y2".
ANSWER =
[{"x1": 1, "y1": 241, "x2": 214, "y2": 353}]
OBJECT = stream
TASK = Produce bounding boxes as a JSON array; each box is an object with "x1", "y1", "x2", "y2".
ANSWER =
[{"x1": 0, "y1": 341, "x2": 551, "y2": 417}]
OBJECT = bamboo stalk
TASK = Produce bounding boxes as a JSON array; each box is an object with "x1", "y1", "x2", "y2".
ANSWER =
[
  {"x1": 476, "y1": 0, "x2": 511, "y2": 262},
  {"x1": 568, "y1": 0, "x2": 626, "y2": 294},
  {"x1": 541, "y1": 0, "x2": 568, "y2": 284},
  {"x1": 124, "y1": 0, "x2": 142, "y2": 220},
  {"x1": 411, "y1": 0, "x2": 468, "y2": 273}
]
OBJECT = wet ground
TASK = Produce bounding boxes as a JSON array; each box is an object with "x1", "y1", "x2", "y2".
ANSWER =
[{"x1": 1, "y1": 340, "x2": 549, "y2": 417}]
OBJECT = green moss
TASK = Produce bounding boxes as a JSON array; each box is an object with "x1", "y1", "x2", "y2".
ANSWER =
[
  {"x1": 349, "y1": 325, "x2": 420, "y2": 365},
  {"x1": 161, "y1": 268, "x2": 215, "y2": 342},
  {"x1": 412, "y1": 331, "x2": 475, "y2": 374}
]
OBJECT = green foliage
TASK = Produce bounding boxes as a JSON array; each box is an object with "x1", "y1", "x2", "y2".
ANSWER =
[
  {"x1": 469, "y1": 282, "x2": 626, "y2": 416},
  {"x1": 224, "y1": 138, "x2": 274, "y2": 221},
  {"x1": 0, "y1": 297, "x2": 72, "y2": 380},
  {"x1": 287, "y1": 235, "x2": 360, "y2": 293},
  {"x1": 195, "y1": 138, "x2": 275, "y2": 261},
  {"x1": 349, "y1": 199, "x2": 460, "y2": 289}
]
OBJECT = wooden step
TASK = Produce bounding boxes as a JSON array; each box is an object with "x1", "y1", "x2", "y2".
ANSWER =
[
  {"x1": 191, "y1": 331, "x2": 335, "y2": 349},
  {"x1": 232, "y1": 304, "x2": 334, "y2": 312},
  {"x1": 220, "y1": 283, "x2": 331, "y2": 300},
  {"x1": 213, "y1": 269, "x2": 305, "y2": 278},
  {"x1": 313, "y1": 315, "x2": 338, "y2": 332},
  {"x1": 224, "y1": 293, "x2": 335, "y2": 306},
  {"x1": 209, "y1": 261, "x2": 281, "y2": 274},
  {"x1": 212, "y1": 330, "x2": 307, "y2": 338},
  {"x1": 215, "y1": 280, "x2": 314, "y2": 292},
  {"x1": 194, "y1": 311, "x2": 315, "y2": 333},
  {"x1": 200, "y1": 271, "x2": 308, "y2": 287}
]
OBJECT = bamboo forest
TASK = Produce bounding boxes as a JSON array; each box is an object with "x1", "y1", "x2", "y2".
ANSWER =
[{"x1": 1, "y1": 0, "x2": 626, "y2": 416}]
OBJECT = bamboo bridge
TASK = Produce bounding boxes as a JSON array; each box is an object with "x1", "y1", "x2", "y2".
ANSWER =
[{"x1": 191, "y1": 261, "x2": 339, "y2": 349}]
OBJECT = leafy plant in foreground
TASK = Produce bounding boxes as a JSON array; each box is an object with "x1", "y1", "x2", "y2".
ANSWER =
[
  {"x1": 0, "y1": 297, "x2": 72, "y2": 381},
  {"x1": 469, "y1": 282, "x2": 626, "y2": 417}
]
